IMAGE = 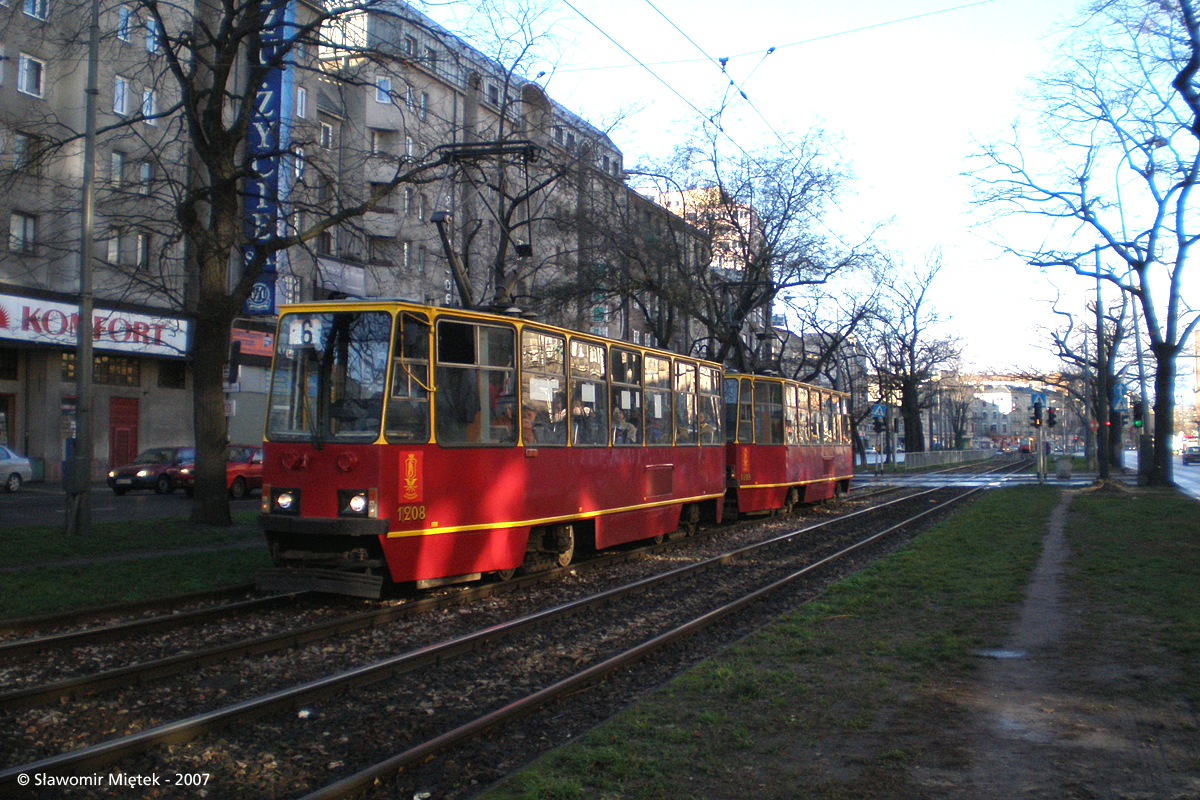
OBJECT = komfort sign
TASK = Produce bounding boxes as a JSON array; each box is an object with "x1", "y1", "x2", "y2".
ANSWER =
[{"x1": 0, "y1": 293, "x2": 190, "y2": 357}]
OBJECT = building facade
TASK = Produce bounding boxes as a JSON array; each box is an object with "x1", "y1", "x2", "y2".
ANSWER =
[{"x1": 0, "y1": 0, "x2": 710, "y2": 479}]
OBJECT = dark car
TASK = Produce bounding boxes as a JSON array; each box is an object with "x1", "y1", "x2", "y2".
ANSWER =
[
  {"x1": 1183, "y1": 445, "x2": 1200, "y2": 465},
  {"x1": 178, "y1": 445, "x2": 264, "y2": 499},
  {"x1": 107, "y1": 446, "x2": 195, "y2": 495}
]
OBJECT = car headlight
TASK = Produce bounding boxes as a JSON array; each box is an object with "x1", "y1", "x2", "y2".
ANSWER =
[
  {"x1": 108, "y1": 470, "x2": 116, "y2": 478},
  {"x1": 179, "y1": 468, "x2": 191, "y2": 475},
  {"x1": 136, "y1": 469, "x2": 150, "y2": 478}
]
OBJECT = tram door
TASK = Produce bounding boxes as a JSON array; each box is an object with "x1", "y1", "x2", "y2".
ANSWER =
[{"x1": 108, "y1": 397, "x2": 139, "y2": 467}]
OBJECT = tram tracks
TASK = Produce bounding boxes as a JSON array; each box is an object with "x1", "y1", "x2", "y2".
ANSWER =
[{"x1": 0, "y1": 484, "x2": 988, "y2": 797}]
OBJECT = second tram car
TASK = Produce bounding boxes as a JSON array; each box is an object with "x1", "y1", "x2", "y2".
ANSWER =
[
  {"x1": 722, "y1": 374, "x2": 853, "y2": 516},
  {"x1": 257, "y1": 300, "x2": 727, "y2": 596}
]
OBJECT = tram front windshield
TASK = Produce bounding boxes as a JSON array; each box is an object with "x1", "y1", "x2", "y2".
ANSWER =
[{"x1": 267, "y1": 311, "x2": 392, "y2": 444}]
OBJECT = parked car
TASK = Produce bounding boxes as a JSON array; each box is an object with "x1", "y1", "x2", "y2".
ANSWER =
[
  {"x1": 178, "y1": 445, "x2": 264, "y2": 499},
  {"x1": 106, "y1": 446, "x2": 195, "y2": 495},
  {"x1": 0, "y1": 445, "x2": 33, "y2": 493},
  {"x1": 1183, "y1": 445, "x2": 1200, "y2": 465}
]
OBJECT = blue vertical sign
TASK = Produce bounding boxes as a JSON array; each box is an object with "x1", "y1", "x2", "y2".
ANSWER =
[{"x1": 244, "y1": 0, "x2": 296, "y2": 315}]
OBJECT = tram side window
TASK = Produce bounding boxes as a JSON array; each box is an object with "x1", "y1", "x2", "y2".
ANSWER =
[
  {"x1": 611, "y1": 348, "x2": 642, "y2": 445},
  {"x1": 737, "y1": 378, "x2": 753, "y2": 443},
  {"x1": 795, "y1": 386, "x2": 810, "y2": 443},
  {"x1": 644, "y1": 355, "x2": 673, "y2": 444},
  {"x1": 386, "y1": 313, "x2": 430, "y2": 443},
  {"x1": 520, "y1": 329, "x2": 566, "y2": 445},
  {"x1": 825, "y1": 396, "x2": 838, "y2": 444},
  {"x1": 698, "y1": 366, "x2": 722, "y2": 444},
  {"x1": 809, "y1": 390, "x2": 822, "y2": 441},
  {"x1": 674, "y1": 361, "x2": 697, "y2": 445},
  {"x1": 784, "y1": 384, "x2": 800, "y2": 445},
  {"x1": 755, "y1": 381, "x2": 784, "y2": 445},
  {"x1": 723, "y1": 378, "x2": 739, "y2": 444},
  {"x1": 434, "y1": 320, "x2": 516, "y2": 446},
  {"x1": 569, "y1": 338, "x2": 608, "y2": 446}
]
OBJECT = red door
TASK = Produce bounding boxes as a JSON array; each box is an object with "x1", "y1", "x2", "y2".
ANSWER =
[{"x1": 109, "y1": 397, "x2": 139, "y2": 467}]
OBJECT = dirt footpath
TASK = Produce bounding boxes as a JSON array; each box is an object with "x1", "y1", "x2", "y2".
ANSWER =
[{"x1": 916, "y1": 491, "x2": 1200, "y2": 799}]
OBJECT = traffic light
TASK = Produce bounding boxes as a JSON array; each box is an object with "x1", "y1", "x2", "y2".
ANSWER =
[
  {"x1": 1031, "y1": 401, "x2": 1042, "y2": 427},
  {"x1": 1133, "y1": 401, "x2": 1144, "y2": 428},
  {"x1": 1047, "y1": 407, "x2": 1057, "y2": 428},
  {"x1": 872, "y1": 417, "x2": 885, "y2": 434}
]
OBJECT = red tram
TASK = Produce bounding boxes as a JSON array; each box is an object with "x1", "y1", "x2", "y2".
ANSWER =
[
  {"x1": 723, "y1": 373, "x2": 853, "y2": 516},
  {"x1": 257, "y1": 300, "x2": 727, "y2": 597}
]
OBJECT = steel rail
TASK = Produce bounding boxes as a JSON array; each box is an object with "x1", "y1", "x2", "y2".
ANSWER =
[
  {"x1": 0, "y1": 592, "x2": 303, "y2": 660},
  {"x1": 0, "y1": 584, "x2": 258, "y2": 637},
  {"x1": 299, "y1": 485, "x2": 987, "y2": 800},
  {"x1": 0, "y1": 487, "x2": 951, "y2": 785}
]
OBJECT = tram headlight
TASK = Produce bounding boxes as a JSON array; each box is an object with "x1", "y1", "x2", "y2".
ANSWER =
[
  {"x1": 270, "y1": 488, "x2": 301, "y2": 516},
  {"x1": 338, "y1": 488, "x2": 378, "y2": 518}
]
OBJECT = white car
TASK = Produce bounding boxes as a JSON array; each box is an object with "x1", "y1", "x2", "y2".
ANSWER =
[{"x1": 0, "y1": 445, "x2": 33, "y2": 492}]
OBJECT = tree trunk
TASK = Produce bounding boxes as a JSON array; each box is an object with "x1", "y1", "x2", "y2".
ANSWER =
[
  {"x1": 189, "y1": 309, "x2": 234, "y2": 526},
  {"x1": 1147, "y1": 343, "x2": 1178, "y2": 487}
]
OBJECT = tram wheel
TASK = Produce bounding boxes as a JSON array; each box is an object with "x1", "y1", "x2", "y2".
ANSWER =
[
  {"x1": 495, "y1": 567, "x2": 518, "y2": 581},
  {"x1": 554, "y1": 524, "x2": 575, "y2": 568},
  {"x1": 680, "y1": 504, "x2": 701, "y2": 536},
  {"x1": 782, "y1": 488, "x2": 799, "y2": 515}
]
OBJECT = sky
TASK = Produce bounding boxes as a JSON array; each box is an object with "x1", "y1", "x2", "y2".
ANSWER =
[{"x1": 432, "y1": 0, "x2": 1141, "y2": 373}]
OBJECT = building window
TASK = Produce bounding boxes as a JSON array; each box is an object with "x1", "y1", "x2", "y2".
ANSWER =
[
  {"x1": 417, "y1": 244, "x2": 427, "y2": 274},
  {"x1": 158, "y1": 359, "x2": 186, "y2": 388},
  {"x1": 320, "y1": 121, "x2": 334, "y2": 148},
  {"x1": 425, "y1": 46, "x2": 437, "y2": 70},
  {"x1": 145, "y1": 17, "x2": 160, "y2": 53},
  {"x1": 316, "y1": 229, "x2": 333, "y2": 255},
  {"x1": 404, "y1": 35, "x2": 416, "y2": 56},
  {"x1": 138, "y1": 161, "x2": 152, "y2": 194},
  {"x1": 17, "y1": 54, "x2": 44, "y2": 98},
  {"x1": 487, "y1": 84, "x2": 499, "y2": 105},
  {"x1": 23, "y1": 0, "x2": 47, "y2": 21},
  {"x1": 367, "y1": 236, "x2": 392, "y2": 265},
  {"x1": 375, "y1": 75, "x2": 390, "y2": 103},
  {"x1": 404, "y1": 136, "x2": 413, "y2": 157},
  {"x1": 107, "y1": 229, "x2": 123, "y2": 262},
  {"x1": 404, "y1": 187, "x2": 413, "y2": 216},
  {"x1": 368, "y1": 128, "x2": 388, "y2": 154},
  {"x1": 400, "y1": 240, "x2": 411, "y2": 271},
  {"x1": 114, "y1": 75, "x2": 130, "y2": 115},
  {"x1": 62, "y1": 353, "x2": 142, "y2": 386},
  {"x1": 110, "y1": 150, "x2": 125, "y2": 186},
  {"x1": 9, "y1": 212, "x2": 36, "y2": 254},
  {"x1": 419, "y1": 92, "x2": 428, "y2": 120},
  {"x1": 0, "y1": 348, "x2": 17, "y2": 381},
  {"x1": 296, "y1": 85, "x2": 307, "y2": 118},
  {"x1": 13, "y1": 133, "x2": 44, "y2": 173},
  {"x1": 135, "y1": 232, "x2": 150, "y2": 269},
  {"x1": 293, "y1": 147, "x2": 305, "y2": 179},
  {"x1": 117, "y1": 5, "x2": 132, "y2": 41},
  {"x1": 142, "y1": 88, "x2": 156, "y2": 124}
]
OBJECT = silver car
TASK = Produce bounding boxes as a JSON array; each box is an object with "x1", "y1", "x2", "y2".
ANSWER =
[{"x1": 0, "y1": 445, "x2": 33, "y2": 492}]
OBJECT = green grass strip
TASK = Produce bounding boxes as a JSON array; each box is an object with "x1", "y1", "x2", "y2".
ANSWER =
[
  {"x1": 480, "y1": 486, "x2": 1060, "y2": 800},
  {"x1": 0, "y1": 548, "x2": 272, "y2": 620},
  {"x1": 1, "y1": 512, "x2": 260, "y2": 567},
  {"x1": 1066, "y1": 488, "x2": 1200, "y2": 702}
]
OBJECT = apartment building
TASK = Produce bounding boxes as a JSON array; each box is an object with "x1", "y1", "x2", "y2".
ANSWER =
[{"x1": 0, "y1": 0, "x2": 706, "y2": 478}]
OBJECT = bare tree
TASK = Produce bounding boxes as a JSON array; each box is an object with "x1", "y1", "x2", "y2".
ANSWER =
[
  {"x1": 969, "y1": 0, "x2": 1200, "y2": 485},
  {"x1": 865, "y1": 252, "x2": 962, "y2": 453}
]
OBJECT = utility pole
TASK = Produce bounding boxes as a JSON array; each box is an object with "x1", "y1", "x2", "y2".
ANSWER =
[
  {"x1": 65, "y1": 0, "x2": 101, "y2": 536},
  {"x1": 1096, "y1": 249, "x2": 1109, "y2": 482}
]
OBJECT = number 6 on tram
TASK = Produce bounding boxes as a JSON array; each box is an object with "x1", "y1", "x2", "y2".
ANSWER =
[{"x1": 257, "y1": 300, "x2": 726, "y2": 597}]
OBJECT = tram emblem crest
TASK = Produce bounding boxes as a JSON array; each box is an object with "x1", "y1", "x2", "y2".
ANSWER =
[{"x1": 401, "y1": 452, "x2": 423, "y2": 502}]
